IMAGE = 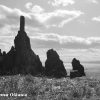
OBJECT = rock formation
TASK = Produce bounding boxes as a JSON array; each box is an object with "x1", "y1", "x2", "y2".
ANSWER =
[
  {"x1": 70, "y1": 58, "x2": 86, "y2": 78},
  {"x1": 0, "y1": 16, "x2": 44, "y2": 76},
  {"x1": 20, "y1": 16, "x2": 25, "y2": 31},
  {"x1": 0, "y1": 49, "x2": 3, "y2": 74},
  {"x1": 0, "y1": 50, "x2": 8, "y2": 75},
  {"x1": 45, "y1": 49, "x2": 67, "y2": 78},
  {"x1": 2, "y1": 46, "x2": 16, "y2": 75},
  {"x1": 14, "y1": 16, "x2": 44, "y2": 75},
  {"x1": 0, "y1": 49, "x2": 2, "y2": 56}
]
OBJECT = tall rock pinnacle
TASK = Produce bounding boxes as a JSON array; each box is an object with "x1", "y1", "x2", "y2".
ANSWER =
[
  {"x1": 0, "y1": 15, "x2": 44, "y2": 76},
  {"x1": 20, "y1": 16, "x2": 25, "y2": 31},
  {"x1": 13, "y1": 16, "x2": 44, "y2": 75}
]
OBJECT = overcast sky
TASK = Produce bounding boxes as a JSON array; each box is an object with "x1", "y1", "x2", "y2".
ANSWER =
[{"x1": 0, "y1": 0, "x2": 100, "y2": 63}]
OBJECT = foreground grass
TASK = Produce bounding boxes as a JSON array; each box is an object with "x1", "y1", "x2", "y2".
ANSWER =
[{"x1": 0, "y1": 75, "x2": 100, "y2": 100}]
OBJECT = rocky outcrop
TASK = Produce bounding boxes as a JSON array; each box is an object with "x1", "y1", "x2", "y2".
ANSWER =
[
  {"x1": 2, "y1": 46, "x2": 16, "y2": 75},
  {"x1": 0, "y1": 16, "x2": 44, "y2": 76},
  {"x1": 70, "y1": 58, "x2": 86, "y2": 78},
  {"x1": 45, "y1": 49, "x2": 67, "y2": 78},
  {"x1": 14, "y1": 16, "x2": 44, "y2": 75},
  {"x1": 0, "y1": 46, "x2": 15, "y2": 75},
  {"x1": 0, "y1": 49, "x2": 3, "y2": 75}
]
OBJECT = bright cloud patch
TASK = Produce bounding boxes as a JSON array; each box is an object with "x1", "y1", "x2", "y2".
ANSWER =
[
  {"x1": 25, "y1": 2, "x2": 83, "y2": 27},
  {"x1": 25, "y1": 2, "x2": 33, "y2": 10},
  {"x1": 48, "y1": 0, "x2": 75, "y2": 7},
  {"x1": 35, "y1": 9, "x2": 83, "y2": 23},
  {"x1": 92, "y1": 16, "x2": 100, "y2": 22},
  {"x1": 32, "y1": 5, "x2": 44, "y2": 13},
  {"x1": 58, "y1": 10, "x2": 83, "y2": 27},
  {"x1": 28, "y1": 8, "x2": 83, "y2": 27},
  {"x1": 25, "y1": 3, "x2": 44, "y2": 13},
  {"x1": 0, "y1": 5, "x2": 30, "y2": 19}
]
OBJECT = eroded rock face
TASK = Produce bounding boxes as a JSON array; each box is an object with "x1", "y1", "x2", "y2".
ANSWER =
[
  {"x1": 0, "y1": 16, "x2": 44, "y2": 76},
  {"x1": 14, "y1": 16, "x2": 44, "y2": 75},
  {"x1": 0, "y1": 46, "x2": 16, "y2": 75},
  {"x1": 70, "y1": 58, "x2": 86, "y2": 78},
  {"x1": 45, "y1": 49, "x2": 67, "y2": 78}
]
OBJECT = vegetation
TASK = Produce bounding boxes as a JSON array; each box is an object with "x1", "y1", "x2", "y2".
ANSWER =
[{"x1": 0, "y1": 74, "x2": 100, "y2": 100}]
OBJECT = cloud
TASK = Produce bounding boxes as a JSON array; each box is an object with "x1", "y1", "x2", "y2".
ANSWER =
[
  {"x1": 0, "y1": 4, "x2": 30, "y2": 27},
  {"x1": 31, "y1": 5, "x2": 44, "y2": 13},
  {"x1": 25, "y1": 3, "x2": 44, "y2": 13},
  {"x1": 58, "y1": 10, "x2": 83, "y2": 27},
  {"x1": 25, "y1": 2, "x2": 33, "y2": 10},
  {"x1": 0, "y1": 4, "x2": 45, "y2": 36},
  {"x1": 1, "y1": 32, "x2": 100, "y2": 51},
  {"x1": 30, "y1": 9, "x2": 83, "y2": 27},
  {"x1": 30, "y1": 33, "x2": 91, "y2": 45},
  {"x1": 48, "y1": 0, "x2": 75, "y2": 7},
  {"x1": 88, "y1": 0, "x2": 98, "y2": 4},
  {"x1": 0, "y1": 25, "x2": 13, "y2": 36},
  {"x1": 0, "y1": 36, "x2": 14, "y2": 52},
  {"x1": 25, "y1": 2, "x2": 83, "y2": 27},
  {"x1": 48, "y1": 0, "x2": 98, "y2": 7},
  {"x1": 0, "y1": 5, "x2": 30, "y2": 19},
  {"x1": 92, "y1": 16, "x2": 100, "y2": 22},
  {"x1": 29, "y1": 33, "x2": 100, "y2": 49}
]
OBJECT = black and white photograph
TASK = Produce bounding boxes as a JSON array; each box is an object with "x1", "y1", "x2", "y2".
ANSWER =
[{"x1": 0, "y1": 0, "x2": 100, "y2": 99}]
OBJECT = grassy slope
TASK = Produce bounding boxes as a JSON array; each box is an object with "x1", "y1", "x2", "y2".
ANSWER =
[{"x1": 0, "y1": 75, "x2": 100, "y2": 100}]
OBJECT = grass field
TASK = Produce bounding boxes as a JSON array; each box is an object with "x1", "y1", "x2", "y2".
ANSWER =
[{"x1": 0, "y1": 74, "x2": 100, "y2": 100}]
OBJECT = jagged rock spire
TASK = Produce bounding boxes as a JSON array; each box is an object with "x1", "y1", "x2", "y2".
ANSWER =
[
  {"x1": 20, "y1": 16, "x2": 25, "y2": 31},
  {"x1": 45, "y1": 49, "x2": 67, "y2": 78},
  {"x1": 13, "y1": 15, "x2": 44, "y2": 75}
]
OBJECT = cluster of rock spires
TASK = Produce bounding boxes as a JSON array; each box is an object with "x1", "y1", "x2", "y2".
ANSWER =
[
  {"x1": 0, "y1": 16, "x2": 44, "y2": 76},
  {"x1": 0, "y1": 16, "x2": 86, "y2": 78}
]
